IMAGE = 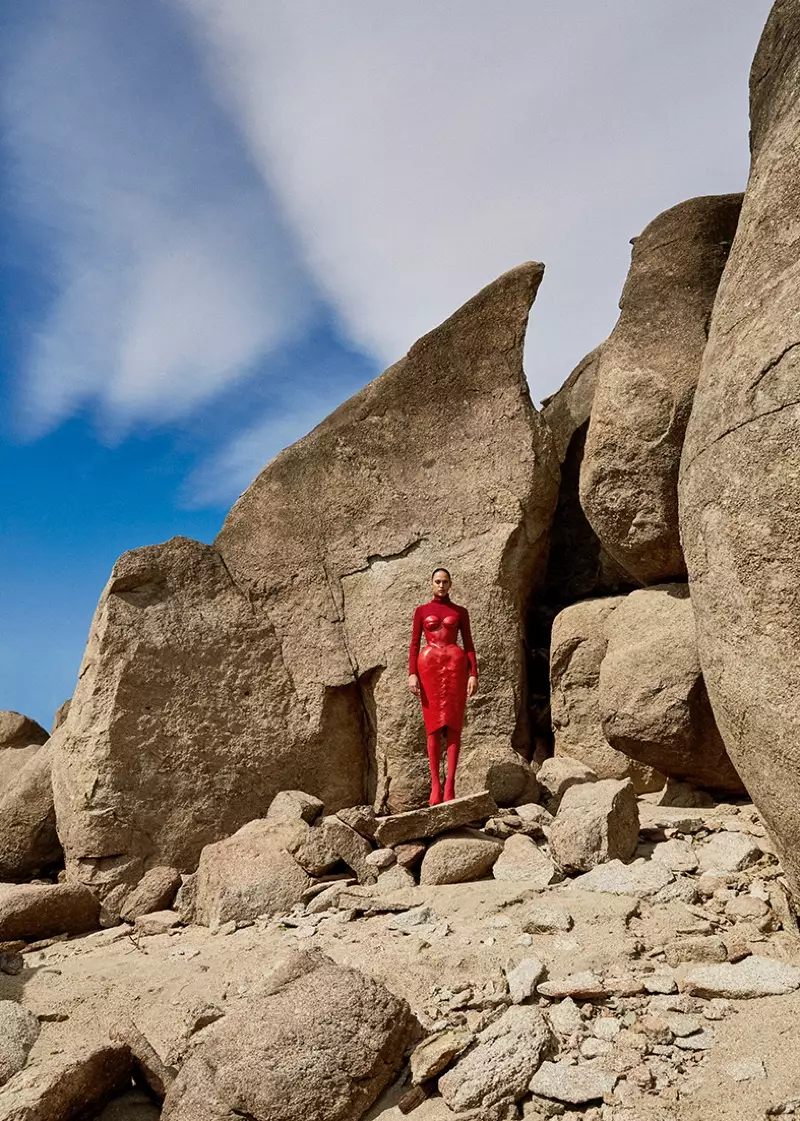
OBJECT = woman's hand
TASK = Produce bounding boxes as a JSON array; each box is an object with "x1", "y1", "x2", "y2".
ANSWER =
[
  {"x1": 408, "y1": 674, "x2": 420, "y2": 697},
  {"x1": 467, "y1": 675, "x2": 478, "y2": 698}
]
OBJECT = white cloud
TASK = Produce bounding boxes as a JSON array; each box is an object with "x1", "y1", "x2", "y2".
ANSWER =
[
  {"x1": 176, "y1": 0, "x2": 772, "y2": 402},
  {"x1": 3, "y1": 2, "x2": 314, "y2": 435}
]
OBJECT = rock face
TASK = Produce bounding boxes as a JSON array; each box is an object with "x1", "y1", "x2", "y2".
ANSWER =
[
  {"x1": 541, "y1": 347, "x2": 632, "y2": 606},
  {"x1": 580, "y1": 194, "x2": 742, "y2": 585},
  {"x1": 0, "y1": 744, "x2": 62, "y2": 882},
  {"x1": 51, "y1": 536, "x2": 368, "y2": 890},
  {"x1": 550, "y1": 597, "x2": 663, "y2": 792},
  {"x1": 599, "y1": 586, "x2": 745, "y2": 795},
  {"x1": 161, "y1": 952, "x2": 417, "y2": 1121},
  {"x1": 51, "y1": 266, "x2": 560, "y2": 890},
  {"x1": 679, "y1": 0, "x2": 800, "y2": 898},
  {"x1": 215, "y1": 263, "x2": 559, "y2": 814}
]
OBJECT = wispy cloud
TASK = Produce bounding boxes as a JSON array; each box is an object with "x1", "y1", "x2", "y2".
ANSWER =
[
  {"x1": 176, "y1": 0, "x2": 771, "y2": 394},
  {"x1": 2, "y1": 1, "x2": 314, "y2": 436},
  {"x1": 1, "y1": 0, "x2": 773, "y2": 500}
]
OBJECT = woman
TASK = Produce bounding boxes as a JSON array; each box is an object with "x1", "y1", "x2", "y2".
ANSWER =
[{"x1": 408, "y1": 568, "x2": 478, "y2": 804}]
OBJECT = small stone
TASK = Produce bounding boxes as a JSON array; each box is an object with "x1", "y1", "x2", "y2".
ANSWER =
[
  {"x1": 529, "y1": 1060, "x2": 617, "y2": 1104},
  {"x1": 650, "y1": 839, "x2": 698, "y2": 873},
  {"x1": 663, "y1": 936, "x2": 727, "y2": 968},
  {"x1": 516, "y1": 804, "x2": 554, "y2": 828},
  {"x1": 592, "y1": 1017, "x2": 621, "y2": 1042},
  {"x1": 547, "y1": 998, "x2": 583, "y2": 1036},
  {"x1": 680, "y1": 955, "x2": 800, "y2": 999},
  {"x1": 580, "y1": 1037, "x2": 612, "y2": 1058},
  {"x1": 696, "y1": 833, "x2": 762, "y2": 874},
  {"x1": 134, "y1": 910, "x2": 180, "y2": 936},
  {"x1": 365, "y1": 849, "x2": 396, "y2": 871},
  {"x1": 504, "y1": 957, "x2": 546, "y2": 1004},
  {"x1": 521, "y1": 904, "x2": 574, "y2": 934},
  {"x1": 674, "y1": 1028, "x2": 715, "y2": 1050},
  {"x1": 724, "y1": 895, "x2": 771, "y2": 923},
  {"x1": 517, "y1": 934, "x2": 534, "y2": 947},
  {"x1": 119, "y1": 867, "x2": 181, "y2": 923},
  {"x1": 0, "y1": 951, "x2": 24, "y2": 975},
  {"x1": 493, "y1": 835, "x2": 559, "y2": 886},
  {"x1": 388, "y1": 905, "x2": 437, "y2": 933},
  {"x1": 643, "y1": 971, "x2": 677, "y2": 994},
  {"x1": 652, "y1": 878, "x2": 701, "y2": 905},
  {"x1": 394, "y1": 842, "x2": 426, "y2": 869},
  {"x1": 637, "y1": 1015, "x2": 673, "y2": 1046},
  {"x1": 537, "y1": 971, "x2": 605, "y2": 1000},
  {"x1": 663, "y1": 1012, "x2": 703, "y2": 1037},
  {"x1": 724, "y1": 1058, "x2": 767, "y2": 1081},
  {"x1": 420, "y1": 829, "x2": 503, "y2": 885},
  {"x1": 410, "y1": 1028, "x2": 473, "y2": 1083}
]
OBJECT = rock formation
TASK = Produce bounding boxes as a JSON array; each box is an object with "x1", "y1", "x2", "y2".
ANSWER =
[
  {"x1": 680, "y1": 0, "x2": 800, "y2": 895},
  {"x1": 550, "y1": 596, "x2": 663, "y2": 792},
  {"x1": 581, "y1": 193, "x2": 742, "y2": 585},
  {"x1": 599, "y1": 586, "x2": 745, "y2": 796},
  {"x1": 215, "y1": 262, "x2": 559, "y2": 814},
  {"x1": 0, "y1": 744, "x2": 61, "y2": 881},
  {"x1": 50, "y1": 265, "x2": 559, "y2": 891}
]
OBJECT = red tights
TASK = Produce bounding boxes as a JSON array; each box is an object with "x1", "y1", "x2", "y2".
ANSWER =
[{"x1": 427, "y1": 728, "x2": 460, "y2": 805}]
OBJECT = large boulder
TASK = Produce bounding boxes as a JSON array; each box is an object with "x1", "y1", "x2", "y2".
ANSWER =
[
  {"x1": 598, "y1": 586, "x2": 744, "y2": 795},
  {"x1": 541, "y1": 347, "x2": 632, "y2": 606},
  {"x1": 0, "y1": 712, "x2": 48, "y2": 751},
  {"x1": 194, "y1": 819, "x2": 313, "y2": 926},
  {"x1": 51, "y1": 537, "x2": 368, "y2": 890},
  {"x1": 679, "y1": 0, "x2": 800, "y2": 896},
  {"x1": 52, "y1": 265, "x2": 560, "y2": 891},
  {"x1": 215, "y1": 263, "x2": 559, "y2": 813},
  {"x1": 580, "y1": 194, "x2": 742, "y2": 584},
  {"x1": 549, "y1": 597, "x2": 663, "y2": 792},
  {"x1": 0, "y1": 744, "x2": 62, "y2": 882},
  {"x1": 161, "y1": 952, "x2": 417, "y2": 1121}
]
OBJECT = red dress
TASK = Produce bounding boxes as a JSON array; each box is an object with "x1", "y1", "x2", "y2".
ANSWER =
[{"x1": 408, "y1": 597, "x2": 478, "y2": 734}]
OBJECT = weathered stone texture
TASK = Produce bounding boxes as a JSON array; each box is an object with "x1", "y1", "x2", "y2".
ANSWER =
[
  {"x1": 679, "y1": 0, "x2": 800, "y2": 898},
  {"x1": 599, "y1": 586, "x2": 744, "y2": 795},
  {"x1": 550, "y1": 597, "x2": 663, "y2": 792},
  {"x1": 161, "y1": 952, "x2": 417, "y2": 1121},
  {"x1": 581, "y1": 193, "x2": 742, "y2": 584},
  {"x1": 215, "y1": 264, "x2": 559, "y2": 813},
  {"x1": 52, "y1": 537, "x2": 368, "y2": 887},
  {"x1": 0, "y1": 745, "x2": 62, "y2": 882}
]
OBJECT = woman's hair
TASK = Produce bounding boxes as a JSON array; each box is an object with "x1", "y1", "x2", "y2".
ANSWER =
[{"x1": 431, "y1": 567, "x2": 452, "y2": 581}]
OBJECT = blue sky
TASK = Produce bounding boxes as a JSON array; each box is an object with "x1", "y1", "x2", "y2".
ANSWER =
[{"x1": 1, "y1": 0, "x2": 773, "y2": 726}]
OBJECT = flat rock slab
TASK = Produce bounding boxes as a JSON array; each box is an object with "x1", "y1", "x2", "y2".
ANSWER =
[
  {"x1": 438, "y1": 1005, "x2": 553, "y2": 1111},
  {"x1": 537, "y1": 970, "x2": 606, "y2": 1000},
  {"x1": 373, "y1": 792, "x2": 497, "y2": 847},
  {"x1": 410, "y1": 1028, "x2": 473, "y2": 1084},
  {"x1": 570, "y1": 859, "x2": 673, "y2": 898},
  {"x1": 696, "y1": 832, "x2": 763, "y2": 873},
  {"x1": 0, "y1": 884, "x2": 100, "y2": 942},
  {"x1": 679, "y1": 955, "x2": 800, "y2": 999},
  {"x1": 529, "y1": 1060, "x2": 617, "y2": 1104}
]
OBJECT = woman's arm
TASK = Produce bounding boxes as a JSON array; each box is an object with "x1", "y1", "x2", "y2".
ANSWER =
[
  {"x1": 408, "y1": 606, "x2": 422, "y2": 695},
  {"x1": 460, "y1": 607, "x2": 478, "y2": 678}
]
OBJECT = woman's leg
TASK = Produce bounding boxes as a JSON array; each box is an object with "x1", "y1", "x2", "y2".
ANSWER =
[
  {"x1": 444, "y1": 728, "x2": 461, "y2": 802},
  {"x1": 427, "y1": 730, "x2": 443, "y2": 805}
]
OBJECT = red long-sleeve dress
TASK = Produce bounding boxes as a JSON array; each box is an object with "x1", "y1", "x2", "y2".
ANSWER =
[{"x1": 408, "y1": 597, "x2": 478, "y2": 734}]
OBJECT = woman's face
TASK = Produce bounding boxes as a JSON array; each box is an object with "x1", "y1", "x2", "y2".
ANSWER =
[{"x1": 431, "y1": 571, "x2": 452, "y2": 598}]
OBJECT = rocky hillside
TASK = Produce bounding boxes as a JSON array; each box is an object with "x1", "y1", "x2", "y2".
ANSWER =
[{"x1": 3, "y1": 1, "x2": 800, "y2": 1118}]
